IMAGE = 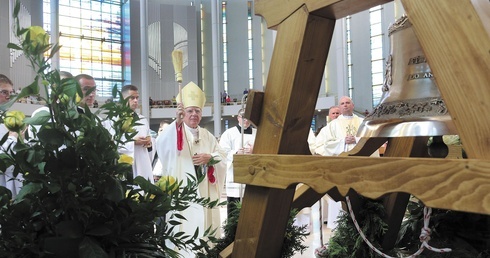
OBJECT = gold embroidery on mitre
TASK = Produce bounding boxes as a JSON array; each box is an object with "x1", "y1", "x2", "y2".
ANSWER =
[{"x1": 177, "y1": 81, "x2": 206, "y2": 109}]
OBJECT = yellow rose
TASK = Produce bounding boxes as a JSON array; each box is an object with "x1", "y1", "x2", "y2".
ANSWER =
[
  {"x1": 155, "y1": 176, "x2": 178, "y2": 193},
  {"x1": 24, "y1": 26, "x2": 50, "y2": 48},
  {"x1": 118, "y1": 154, "x2": 133, "y2": 165},
  {"x1": 4, "y1": 110, "x2": 26, "y2": 132},
  {"x1": 121, "y1": 116, "x2": 133, "y2": 133},
  {"x1": 75, "y1": 93, "x2": 82, "y2": 104}
]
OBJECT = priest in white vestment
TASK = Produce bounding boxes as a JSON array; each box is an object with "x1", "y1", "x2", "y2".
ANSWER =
[
  {"x1": 219, "y1": 108, "x2": 256, "y2": 217},
  {"x1": 314, "y1": 106, "x2": 341, "y2": 155},
  {"x1": 118, "y1": 85, "x2": 153, "y2": 182},
  {"x1": 156, "y1": 82, "x2": 226, "y2": 257},
  {"x1": 311, "y1": 106, "x2": 341, "y2": 225},
  {"x1": 322, "y1": 97, "x2": 378, "y2": 230}
]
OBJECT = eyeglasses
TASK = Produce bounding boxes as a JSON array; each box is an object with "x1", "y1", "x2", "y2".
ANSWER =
[{"x1": 0, "y1": 90, "x2": 15, "y2": 96}]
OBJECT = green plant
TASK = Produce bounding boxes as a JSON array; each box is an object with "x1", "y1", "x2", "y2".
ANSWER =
[
  {"x1": 198, "y1": 201, "x2": 308, "y2": 258},
  {"x1": 324, "y1": 197, "x2": 490, "y2": 258},
  {"x1": 325, "y1": 198, "x2": 388, "y2": 258},
  {"x1": 0, "y1": 1, "x2": 221, "y2": 257},
  {"x1": 395, "y1": 199, "x2": 490, "y2": 258}
]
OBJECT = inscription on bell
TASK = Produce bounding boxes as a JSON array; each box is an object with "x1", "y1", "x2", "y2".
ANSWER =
[
  {"x1": 407, "y1": 55, "x2": 427, "y2": 65},
  {"x1": 407, "y1": 72, "x2": 433, "y2": 81}
]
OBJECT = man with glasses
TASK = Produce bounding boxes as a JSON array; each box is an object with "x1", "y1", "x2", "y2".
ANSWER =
[
  {"x1": 156, "y1": 82, "x2": 226, "y2": 257},
  {"x1": 0, "y1": 75, "x2": 15, "y2": 103},
  {"x1": 0, "y1": 74, "x2": 23, "y2": 198}
]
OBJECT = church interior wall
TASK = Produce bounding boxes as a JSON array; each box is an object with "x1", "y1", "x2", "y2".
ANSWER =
[{"x1": 0, "y1": 0, "x2": 396, "y2": 136}]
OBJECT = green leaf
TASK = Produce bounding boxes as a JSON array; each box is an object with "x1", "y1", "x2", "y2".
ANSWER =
[
  {"x1": 37, "y1": 127, "x2": 64, "y2": 146},
  {"x1": 86, "y1": 226, "x2": 112, "y2": 237},
  {"x1": 103, "y1": 176, "x2": 124, "y2": 202},
  {"x1": 112, "y1": 84, "x2": 119, "y2": 98},
  {"x1": 25, "y1": 110, "x2": 51, "y2": 125},
  {"x1": 56, "y1": 220, "x2": 84, "y2": 238},
  {"x1": 79, "y1": 237, "x2": 109, "y2": 258},
  {"x1": 13, "y1": 182, "x2": 43, "y2": 204},
  {"x1": 44, "y1": 236, "x2": 83, "y2": 257},
  {"x1": 7, "y1": 43, "x2": 22, "y2": 50}
]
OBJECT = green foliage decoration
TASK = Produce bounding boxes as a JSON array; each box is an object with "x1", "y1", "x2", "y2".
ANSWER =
[
  {"x1": 395, "y1": 199, "x2": 490, "y2": 258},
  {"x1": 325, "y1": 198, "x2": 388, "y2": 258},
  {"x1": 197, "y1": 201, "x2": 309, "y2": 258},
  {"x1": 324, "y1": 197, "x2": 489, "y2": 258},
  {"x1": 0, "y1": 1, "x2": 222, "y2": 257}
]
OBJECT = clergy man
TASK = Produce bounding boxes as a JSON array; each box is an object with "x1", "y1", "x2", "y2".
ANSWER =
[{"x1": 155, "y1": 82, "x2": 226, "y2": 257}]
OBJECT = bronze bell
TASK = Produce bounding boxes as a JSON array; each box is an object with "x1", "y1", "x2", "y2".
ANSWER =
[{"x1": 358, "y1": 15, "x2": 457, "y2": 138}]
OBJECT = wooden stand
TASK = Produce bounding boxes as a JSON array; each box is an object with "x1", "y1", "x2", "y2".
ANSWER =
[{"x1": 221, "y1": 0, "x2": 490, "y2": 257}]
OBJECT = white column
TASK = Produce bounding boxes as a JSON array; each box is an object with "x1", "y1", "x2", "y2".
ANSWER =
[
  {"x1": 211, "y1": 0, "x2": 222, "y2": 136},
  {"x1": 50, "y1": 0, "x2": 59, "y2": 70},
  {"x1": 140, "y1": 0, "x2": 150, "y2": 118}
]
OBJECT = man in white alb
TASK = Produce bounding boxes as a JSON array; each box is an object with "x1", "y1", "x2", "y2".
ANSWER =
[
  {"x1": 119, "y1": 84, "x2": 153, "y2": 181},
  {"x1": 219, "y1": 108, "x2": 256, "y2": 217},
  {"x1": 156, "y1": 82, "x2": 226, "y2": 257},
  {"x1": 322, "y1": 96, "x2": 371, "y2": 229}
]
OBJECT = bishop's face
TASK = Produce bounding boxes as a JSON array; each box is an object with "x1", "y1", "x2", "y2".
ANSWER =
[{"x1": 183, "y1": 106, "x2": 202, "y2": 128}]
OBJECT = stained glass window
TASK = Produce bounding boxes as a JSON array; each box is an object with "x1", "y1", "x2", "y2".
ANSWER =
[{"x1": 43, "y1": 0, "x2": 126, "y2": 97}]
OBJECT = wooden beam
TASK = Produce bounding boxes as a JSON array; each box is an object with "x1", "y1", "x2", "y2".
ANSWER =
[
  {"x1": 232, "y1": 6, "x2": 335, "y2": 257},
  {"x1": 252, "y1": 8, "x2": 333, "y2": 155},
  {"x1": 243, "y1": 90, "x2": 264, "y2": 127},
  {"x1": 255, "y1": 0, "x2": 392, "y2": 28},
  {"x1": 379, "y1": 137, "x2": 428, "y2": 250},
  {"x1": 402, "y1": 0, "x2": 490, "y2": 159},
  {"x1": 234, "y1": 154, "x2": 490, "y2": 215},
  {"x1": 233, "y1": 186, "x2": 295, "y2": 257}
]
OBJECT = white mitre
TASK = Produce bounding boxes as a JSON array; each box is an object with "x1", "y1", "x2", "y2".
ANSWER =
[{"x1": 176, "y1": 81, "x2": 206, "y2": 109}]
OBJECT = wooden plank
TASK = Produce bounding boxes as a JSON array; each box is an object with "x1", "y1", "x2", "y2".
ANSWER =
[
  {"x1": 234, "y1": 154, "x2": 490, "y2": 215},
  {"x1": 232, "y1": 6, "x2": 335, "y2": 257},
  {"x1": 252, "y1": 7, "x2": 334, "y2": 155},
  {"x1": 233, "y1": 186, "x2": 295, "y2": 257},
  {"x1": 291, "y1": 186, "x2": 343, "y2": 209},
  {"x1": 401, "y1": 0, "x2": 490, "y2": 159},
  {"x1": 255, "y1": 0, "x2": 392, "y2": 28},
  {"x1": 379, "y1": 137, "x2": 428, "y2": 250},
  {"x1": 218, "y1": 243, "x2": 233, "y2": 258},
  {"x1": 243, "y1": 90, "x2": 264, "y2": 127}
]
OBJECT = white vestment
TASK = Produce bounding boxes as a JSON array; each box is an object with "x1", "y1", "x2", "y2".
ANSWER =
[
  {"x1": 0, "y1": 124, "x2": 22, "y2": 198},
  {"x1": 323, "y1": 114, "x2": 364, "y2": 156},
  {"x1": 219, "y1": 126, "x2": 256, "y2": 198},
  {"x1": 307, "y1": 128, "x2": 316, "y2": 155},
  {"x1": 322, "y1": 114, "x2": 364, "y2": 229},
  {"x1": 119, "y1": 113, "x2": 153, "y2": 182},
  {"x1": 156, "y1": 121, "x2": 226, "y2": 257}
]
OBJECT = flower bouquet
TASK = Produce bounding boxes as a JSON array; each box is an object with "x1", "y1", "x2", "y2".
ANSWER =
[{"x1": 0, "y1": 1, "x2": 220, "y2": 257}]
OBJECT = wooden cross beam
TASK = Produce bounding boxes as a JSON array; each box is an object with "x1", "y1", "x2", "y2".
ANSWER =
[{"x1": 227, "y1": 0, "x2": 490, "y2": 257}]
